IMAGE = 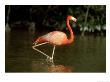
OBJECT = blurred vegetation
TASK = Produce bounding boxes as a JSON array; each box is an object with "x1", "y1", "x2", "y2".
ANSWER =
[{"x1": 5, "y1": 5, "x2": 106, "y2": 36}]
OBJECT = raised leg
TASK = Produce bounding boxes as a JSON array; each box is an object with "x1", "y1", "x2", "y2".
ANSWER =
[
  {"x1": 34, "y1": 42, "x2": 48, "y2": 46},
  {"x1": 32, "y1": 42, "x2": 50, "y2": 58}
]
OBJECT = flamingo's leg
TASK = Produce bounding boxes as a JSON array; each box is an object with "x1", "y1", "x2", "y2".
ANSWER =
[
  {"x1": 34, "y1": 42, "x2": 48, "y2": 46},
  {"x1": 32, "y1": 42, "x2": 50, "y2": 58},
  {"x1": 51, "y1": 45, "x2": 56, "y2": 59},
  {"x1": 49, "y1": 45, "x2": 56, "y2": 63}
]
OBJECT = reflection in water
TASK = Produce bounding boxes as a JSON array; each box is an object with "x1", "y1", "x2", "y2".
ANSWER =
[
  {"x1": 5, "y1": 30, "x2": 106, "y2": 72},
  {"x1": 31, "y1": 59, "x2": 73, "y2": 72},
  {"x1": 48, "y1": 65, "x2": 72, "y2": 72}
]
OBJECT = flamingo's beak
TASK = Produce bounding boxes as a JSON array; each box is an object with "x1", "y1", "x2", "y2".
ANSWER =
[
  {"x1": 71, "y1": 16, "x2": 77, "y2": 23},
  {"x1": 74, "y1": 18, "x2": 77, "y2": 23}
]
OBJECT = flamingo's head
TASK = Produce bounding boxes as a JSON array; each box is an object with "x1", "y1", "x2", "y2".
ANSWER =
[{"x1": 67, "y1": 16, "x2": 77, "y2": 23}]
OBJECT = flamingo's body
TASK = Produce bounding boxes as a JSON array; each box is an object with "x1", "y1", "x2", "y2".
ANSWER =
[
  {"x1": 36, "y1": 31, "x2": 69, "y2": 45},
  {"x1": 32, "y1": 16, "x2": 77, "y2": 63}
]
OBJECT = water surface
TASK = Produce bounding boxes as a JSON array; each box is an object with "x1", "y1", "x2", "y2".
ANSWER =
[{"x1": 5, "y1": 30, "x2": 106, "y2": 72}]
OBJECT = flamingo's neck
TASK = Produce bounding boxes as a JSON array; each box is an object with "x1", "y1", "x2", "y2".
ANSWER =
[{"x1": 66, "y1": 19, "x2": 74, "y2": 44}]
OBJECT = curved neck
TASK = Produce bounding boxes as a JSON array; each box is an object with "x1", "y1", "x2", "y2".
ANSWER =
[{"x1": 66, "y1": 19, "x2": 74, "y2": 44}]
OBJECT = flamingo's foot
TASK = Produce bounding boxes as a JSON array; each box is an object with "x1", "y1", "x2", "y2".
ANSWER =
[{"x1": 46, "y1": 56, "x2": 54, "y2": 65}]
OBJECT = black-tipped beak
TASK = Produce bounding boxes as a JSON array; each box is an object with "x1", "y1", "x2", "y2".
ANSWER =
[
  {"x1": 75, "y1": 19, "x2": 77, "y2": 23},
  {"x1": 73, "y1": 19, "x2": 77, "y2": 24},
  {"x1": 73, "y1": 21, "x2": 77, "y2": 25}
]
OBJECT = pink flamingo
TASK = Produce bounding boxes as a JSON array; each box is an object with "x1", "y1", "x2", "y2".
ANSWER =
[{"x1": 32, "y1": 15, "x2": 77, "y2": 63}]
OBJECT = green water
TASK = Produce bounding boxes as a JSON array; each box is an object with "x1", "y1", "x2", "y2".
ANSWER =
[{"x1": 5, "y1": 30, "x2": 106, "y2": 72}]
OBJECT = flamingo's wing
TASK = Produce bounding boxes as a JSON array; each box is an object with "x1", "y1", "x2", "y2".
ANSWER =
[{"x1": 43, "y1": 31, "x2": 67, "y2": 45}]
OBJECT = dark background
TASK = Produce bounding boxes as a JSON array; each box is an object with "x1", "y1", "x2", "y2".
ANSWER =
[{"x1": 5, "y1": 5, "x2": 106, "y2": 36}]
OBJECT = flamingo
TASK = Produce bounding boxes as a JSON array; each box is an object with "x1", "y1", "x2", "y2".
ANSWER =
[{"x1": 32, "y1": 15, "x2": 77, "y2": 63}]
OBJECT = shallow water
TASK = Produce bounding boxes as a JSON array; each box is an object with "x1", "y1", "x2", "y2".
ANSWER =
[{"x1": 5, "y1": 30, "x2": 106, "y2": 72}]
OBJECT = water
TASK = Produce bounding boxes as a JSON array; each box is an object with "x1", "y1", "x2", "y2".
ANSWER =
[{"x1": 5, "y1": 30, "x2": 106, "y2": 72}]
